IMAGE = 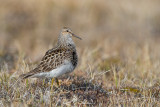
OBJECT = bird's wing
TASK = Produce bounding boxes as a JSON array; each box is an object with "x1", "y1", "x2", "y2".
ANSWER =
[
  {"x1": 38, "y1": 48, "x2": 69, "y2": 72},
  {"x1": 20, "y1": 47, "x2": 70, "y2": 79}
]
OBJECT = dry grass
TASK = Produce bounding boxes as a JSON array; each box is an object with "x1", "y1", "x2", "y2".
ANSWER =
[{"x1": 0, "y1": 0, "x2": 160, "y2": 106}]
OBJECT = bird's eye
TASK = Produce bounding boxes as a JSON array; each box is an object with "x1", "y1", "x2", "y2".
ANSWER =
[{"x1": 66, "y1": 30, "x2": 69, "y2": 32}]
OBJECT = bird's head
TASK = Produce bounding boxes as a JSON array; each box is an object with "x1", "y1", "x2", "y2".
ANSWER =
[
  {"x1": 61, "y1": 27, "x2": 82, "y2": 40},
  {"x1": 58, "y1": 27, "x2": 82, "y2": 46}
]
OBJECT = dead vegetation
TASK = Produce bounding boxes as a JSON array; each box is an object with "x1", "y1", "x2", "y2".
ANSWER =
[{"x1": 0, "y1": 0, "x2": 160, "y2": 106}]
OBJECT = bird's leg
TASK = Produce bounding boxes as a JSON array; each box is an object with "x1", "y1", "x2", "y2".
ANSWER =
[
  {"x1": 51, "y1": 78, "x2": 55, "y2": 88},
  {"x1": 50, "y1": 78, "x2": 60, "y2": 89},
  {"x1": 55, "y1": 78, "x2": 59, "y2": 86}
]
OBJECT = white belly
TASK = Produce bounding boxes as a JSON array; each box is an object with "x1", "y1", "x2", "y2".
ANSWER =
[
  {"x1": 32, "y1": 60, "x2": 74, "y2": 78},
  {"x1": 47, "y1": 61, "x2": 74, "y2": 78}
]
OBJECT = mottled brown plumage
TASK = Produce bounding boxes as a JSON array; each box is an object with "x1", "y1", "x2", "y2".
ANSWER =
[{"x1": 20, "y1": 27, "x2": 81, "y2": 79}]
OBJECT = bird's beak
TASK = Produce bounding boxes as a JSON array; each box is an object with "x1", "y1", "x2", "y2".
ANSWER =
[{"x1": 71, "y1": 33, "x2": 82, "y2": 40}]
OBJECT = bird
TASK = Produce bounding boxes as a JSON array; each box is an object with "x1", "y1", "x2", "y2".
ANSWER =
[{"x1": 19, "y1": 27, "x2": 82, "y2": 85}]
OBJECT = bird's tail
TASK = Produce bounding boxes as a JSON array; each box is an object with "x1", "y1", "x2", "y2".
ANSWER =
[
  {"x1": 19, "y1": 67, "x2": 40, "y2": 79},
  {"x1": 19, "y1": 73, "x2": 34, "y2": 79}
]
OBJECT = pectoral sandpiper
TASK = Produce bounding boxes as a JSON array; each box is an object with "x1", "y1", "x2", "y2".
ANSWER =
[{"x1": 20, "y1": 27, "x2": 81, "y2": 85}]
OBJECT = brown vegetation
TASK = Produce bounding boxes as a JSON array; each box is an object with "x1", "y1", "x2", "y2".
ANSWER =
[{"x1": 0, "y1": 0, "x2": 160, "y2": 106}]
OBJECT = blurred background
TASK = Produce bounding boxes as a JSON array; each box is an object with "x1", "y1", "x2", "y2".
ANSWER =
[
  {"x1": 0, "y1": 0, "x2": 160, "y2": 78},
  {"x1": 1, "y1": 1, "x2": 160, "y2": 105}
]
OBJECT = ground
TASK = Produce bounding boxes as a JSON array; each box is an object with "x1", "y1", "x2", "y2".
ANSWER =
[{"x1": 0, "y1": 0, "x2": 160, "y2": 106}]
